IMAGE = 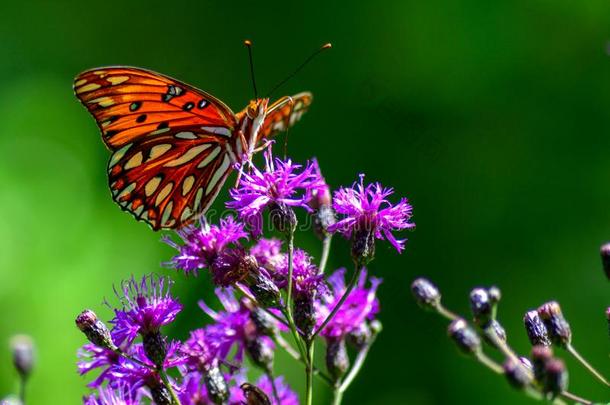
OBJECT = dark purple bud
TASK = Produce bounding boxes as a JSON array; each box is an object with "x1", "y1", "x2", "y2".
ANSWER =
[
  {"x1": 142, "y1": 330, "x2": 166, "y2": 368},
  {"x1": 250, "y1": 306, "x2": 278, "y2": 337},
  {"x1": 537, "y1": 301, "x2": 572, "y2": 347},
  {"x1": 351, "y1": 229, "x2": 376, "y2": 264},
  {"x1": 601, "y1": 242, "x2": 610, "y2": 280},
  {"x1": 543, "y1": 359, "x2": 568, "y2": 399},
  {"x1": 448, "y1": 319, "x2": 481, "y2": 355},
  {"x1": 523, "y1": 310, "x2": 551, "y2": 347},
  {"x1": 482, "y1": 320, "x2": 507, "y2": 349},
  {"x1": 75, "y1": 309, "x2": 116, "y2": 350},
  {"x1": 326, "y1": 338, "x2": 350, "y2": 382},
  {"x1": 470, "y1": 288, "x2": 494, "y2": 327},
  {"x1": 294, "y1": 293, "x2": 316, "y2": 339},
  {"x1": 347, "y1": 323, "x2": 372, "y2": 350},
  {"x1": 503, "y1": 358, "x2": 533, "y2": 389},
  {"x1": 148, "y1": 379, "x2": 172, "y2": 405},
  {"x1": 531, "y1": 345, "x2": 554, "y2": 382},
  {"x1": 411, "y1": 278, "x2": 441, "y2": 310},
  {"x1": 246, "y1": 336, "x2": 274, "y2": 372},
  {"x1": 488, "y1": 286, "x2": 501, "y2": 304},
  {"x1": 11, "y1": 335, "x2": 34, "y2": 379},
  {"x1": 313, "y1": 205, "x2": 337, "y2": 240},
  {"x1": 269, "y1": 202, "x2": 297, "y2": 234},
  {"x1": 205, "y1": 364, "x2": 229, "y2": 405},
  {"x1": 247, "y1": 267, "x2": 280, "y2": 308}
]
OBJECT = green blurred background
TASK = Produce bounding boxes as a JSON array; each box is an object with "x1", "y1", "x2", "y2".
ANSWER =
[{"x1": 2, "y1": 0, "x2": 610, "y2": 403}]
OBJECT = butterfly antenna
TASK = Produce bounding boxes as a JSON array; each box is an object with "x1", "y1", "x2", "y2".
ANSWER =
[
  {"x1": 244, "y1": 40, "x2": 259, "y2": 100},
  {"x1": 265, "y1": 42, "x2": 332, "y2": 98}
]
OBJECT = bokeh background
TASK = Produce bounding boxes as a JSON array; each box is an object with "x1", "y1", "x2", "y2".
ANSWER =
[{"x1": 2, "y1": 1, "x2": 610, "y2": 403}]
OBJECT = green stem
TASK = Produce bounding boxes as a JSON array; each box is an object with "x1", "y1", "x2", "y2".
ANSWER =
[
  {"x1": 338, "y1": 333, "x2": 378, "y2": 393},
  {"x1": 560, "y1": 391, "x2": 593, "y2": 405},
  {"x1": 273, "y1": 335, "x2": 333, "y2": 385},
  {"x1": 319, "y1": 234, "x2": 332, "y2": 274},
  {"x1": 434, "y1": 304, "x2": 459, "y2": 322},
  {"x1": 332, "y1": 387, "x2": 343, "y2": 405},
  {"x1": 313, "y1": 263, "x2": 363, "y2": 339},
  {"x1": 159, "y1": 369, "x2": 181, "y2": 405},
  {"x1": 305, "y1": 340, "x2": 315, "y2": 405},
  {"x1": 266, "y1": 370, "x2": 281, "y2": 404},
  {"x1": 19, "y1": 375, "x2": 27, "y2": 404},
  {"x1": 281, "y1": 230, "x2": 307, "y2": 360},
  {"x1": 566, "y1": 344, "x2": 610, "y2": 387}
]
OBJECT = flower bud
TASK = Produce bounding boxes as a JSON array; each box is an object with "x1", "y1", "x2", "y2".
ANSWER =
[
  {"x1": 523, "y1": 310, "x2": 551, "y2": 347},
  {"x1": 247, "y1": 268, "x2": 281, "y2": 308},
  {"x1": 503, "y1": 358, "x2": 533, "y2": 389},
  {"x1": 75, "y1": 310, "x2": 116, "y2": 350},
  {"x1": 600, "y1": 242, "x2": 610, "y2": 280},
  {"x1": 205, "y1": 364, "x2": 229, "y2": 405},
  {"x1": 470, "y1": 287, "x2": 500, "y2": 327},
  {"x1": 448, "y1": 319, "x2": 481, "y2": 355},
  {"x1": 411, "y1": 278, "x2": 441, "y2": 310},
  {"x1": 294, "y1": 294, "x2": 316, "y2": 339},
  {"x1": 351, "y1": 229, "x2": 375, "y2": 264},
  {"x1": 269, "y1": 202, "x2": 297, "y2": 235},
  {"x1": 531, "y1": 345, "x2": 553, "y2": 382},
  {"x1": 482, "y1": 320, "x2": 507, "y2": 349},
  {"x1": 537, "y1": 301, "x2": 571, "y2": 347},
  {"x1": 10, "y1": 335, "x2": 34, "y2": 380},
  {"x1": 246, "y1": 336, "x2": 274, "y2": 372},
  {"x1": 250, "y1": 307, "x2": 278, "y2": 337},
  {"x1": 488, "y1": 286, "x2": 501, "y2": 304},
  {"x1": 369, "y1": 319, "x2": 383, "y2": 335},
  {"x1": 148, "y1": 379, "x2": 172, "y2": 405},
  {"x1": 0, "y1": 396, "x2": 22, "y2": 405},
  {"x1": 347, "y1": 323, "x2": 372, "y2": 350},
  {"x1": 326, "y1": 338, "x2": 350, "y2": 382},
  {"x1": 142, "y1": 330, "x2": 166, "y2": 368},
  {"x1": 543, "y1": 358, "x2": 568, "y2": 399},
  {"x1": 313, "y1": 205, "x2": 337, "y2": 240}
]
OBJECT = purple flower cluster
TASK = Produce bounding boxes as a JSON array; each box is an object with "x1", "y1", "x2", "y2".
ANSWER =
[
  {"x1": 76, "y1": 143, "x2": 413, "y2": 405},
  {"x1": 329, "y1": 174, "x2": 415, "y2": 254}
]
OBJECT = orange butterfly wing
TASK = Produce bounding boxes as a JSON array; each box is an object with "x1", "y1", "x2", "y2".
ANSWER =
[{"x1": 74, "y1": 67, "x2": 237, "y2": 230}]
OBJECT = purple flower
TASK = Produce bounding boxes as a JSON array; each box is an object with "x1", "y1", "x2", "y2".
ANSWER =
[
  {"x1": 229, "y1": 375, "x2": 299, "y2": 405},
  {"x1": 163, "y1": 216, "x2": 248, "y2": 275},
  {"x1": 110, "y1": 275, "x2": 182, "y2": 347},
  {"x1": 178, "y1": 372, "x2": 214, "y2": 405},
  {"x1": 250, "y1": 238, "x2": 284, "y2": 272},
  {"x1": 316, "y1": 268, "x2": 381, "y2": 339},
  {"x1": 77, "y1": 344, "x2": 121, "y2": 388},
  {"x1": 199, "y1": 288, "x2": 274, "y2": 366},
  {"x1": 83, "y1": 385, "x2": 139, "y2": 405},
  {"x1": 181, "y1": 328, "x2": 218, "y2": 372},
  {"x1": 308, "y1": 158, "x2": 332, "y2": 209},
  {"x1": 109, "y1": 341, "x2": 185, "y2": 391},
  {"x1": 328, "y1": 175, "x2": 414, "y2": 253},
  {"x1": 275, "y1": 249, "x2": 325, "y2": 296},
  {"x1": 227, "y1": 149, "x2": 323, "y2": 236}
]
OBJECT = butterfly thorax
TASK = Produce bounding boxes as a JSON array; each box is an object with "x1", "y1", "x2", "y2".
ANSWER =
[{"x1": 233, "y1": 98, "x2": 270, "y2": 164}]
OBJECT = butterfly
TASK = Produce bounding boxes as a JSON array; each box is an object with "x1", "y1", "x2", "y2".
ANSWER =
[{"x1": 73, "y1": 66, "x2": 312, "y2": 230}]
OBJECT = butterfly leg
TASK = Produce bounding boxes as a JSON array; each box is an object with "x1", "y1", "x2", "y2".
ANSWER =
[{"x1": 282, "y1": 97, "x2": 295, "y2": 159}]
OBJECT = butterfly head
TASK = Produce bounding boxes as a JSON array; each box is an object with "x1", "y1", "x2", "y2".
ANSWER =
[{"x1": 245, "y1": 98, "x2": 270, "y2": 119}]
